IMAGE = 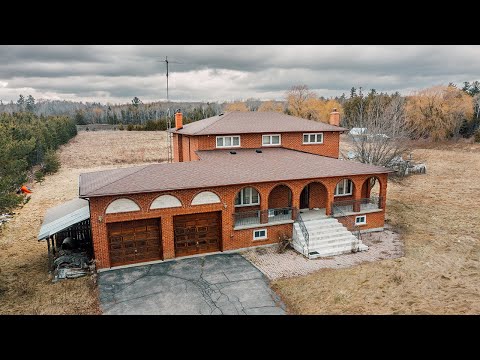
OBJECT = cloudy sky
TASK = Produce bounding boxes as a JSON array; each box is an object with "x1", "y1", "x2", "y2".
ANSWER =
[{"x1": 0, "y1": 45, "x2": 479, "y2": 104}]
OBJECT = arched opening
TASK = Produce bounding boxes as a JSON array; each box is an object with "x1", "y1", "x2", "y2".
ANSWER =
[
  {"x1": 332, "y1": 178, "x2": 357, "y2": 213},
  {"x1": 267, "y1": 185, "x2": 293, "y2": 223},
  {"x1": 300, "y1": 182, "x2": 328, "y2": 214},
  {"x1": 233, "y1": 187, "x2": 261, "y2": 227},
  {"x1": 268, "y1": 185, "x2": 292, "y2": 209},
  {"x1": 361, "y1": 176, "x2": 382, "y2": 210}
]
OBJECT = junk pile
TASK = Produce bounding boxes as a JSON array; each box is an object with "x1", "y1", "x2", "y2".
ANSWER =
[
  {"x1": 0, "y1": 213, "x2": 13, "y2": 227},
  {"x1": 52, "y1": 237, "x2": 94, "y2": 282}
]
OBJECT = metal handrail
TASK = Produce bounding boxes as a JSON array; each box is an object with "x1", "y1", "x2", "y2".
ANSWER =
[
  {"x1": 332, "y1": 196, "x2": 383, "y2": 215},
  {"x1": 295, "y1": 211, "x2": 309, "y2": 254},
  {"x1": 233, "y1": 207, "x2": 293, "y2": 227},
  {"x1": 331, "y1": 202, "x2": 362, "y2": 251}
]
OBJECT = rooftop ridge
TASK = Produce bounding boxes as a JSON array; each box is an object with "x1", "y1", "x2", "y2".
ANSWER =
[{"x1": 190, "y1": 111, "x2": 233, "y2": 135}]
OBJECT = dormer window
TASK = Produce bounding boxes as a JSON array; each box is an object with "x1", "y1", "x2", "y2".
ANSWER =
[
  {"x1": 262, "y1": 134, "x2": 281, "y2": 146},
  {"x1": 216, "y1": 135, "x2": 241, "y2": 148}
]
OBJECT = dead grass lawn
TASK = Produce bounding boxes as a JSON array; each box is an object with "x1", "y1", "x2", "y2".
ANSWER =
[
  {"x1": 0, "y1": 131, "x2": 167, "y2": 314},
  {"x1": 273, "y1": 141, "x2": 480, "y2": 314}
]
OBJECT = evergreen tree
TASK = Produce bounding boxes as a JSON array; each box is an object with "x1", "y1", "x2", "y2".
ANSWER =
[{"x1": 26, "y1": 95, "x2": 35, "y2": 112}]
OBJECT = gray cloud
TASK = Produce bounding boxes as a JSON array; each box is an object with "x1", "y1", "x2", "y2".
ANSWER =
[{"x1": 0, "y1": 45, "x2": 479, "y2": 104}]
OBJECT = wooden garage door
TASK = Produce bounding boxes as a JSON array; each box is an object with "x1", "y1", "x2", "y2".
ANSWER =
[
  {"x1": 174, "y1": 211, "x2": 221, "y2": 257},
  {"x1": 107, "y1": 218, "x2": 162, "y2": 267}
]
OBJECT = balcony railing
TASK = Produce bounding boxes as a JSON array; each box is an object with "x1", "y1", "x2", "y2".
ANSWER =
[
  {"x1": 332, "y1": 196, "x2": 383, "y2": 215},
  {"x1": 233, "y1": 207, "x2": 294, "y2": 228}
]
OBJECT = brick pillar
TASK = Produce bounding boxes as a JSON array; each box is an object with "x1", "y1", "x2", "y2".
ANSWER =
[
  {"x1": 325, "y1": 189, "x2": 334, "y2": 216},
  {"x1": 291, "y1": 189, "x2": 300, "y2": 219},
  {"x1": 90, "y1": 202, "x2": 111, "y2": 269},
  {"x1": 259, "y1": 188, "x2": 270, "y2": 224},
  {"x1": 161, "y1": 215, "x2": 175, "y2": 259},
  {"x1": 353, "y1": 181, "x2": 361, "y2": 212},
  {"x1": 380, "y1": 176, "x2": 388, "y2": 209}
]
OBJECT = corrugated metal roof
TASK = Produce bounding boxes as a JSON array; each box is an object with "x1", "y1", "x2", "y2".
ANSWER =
[
  {"x1": 169, "y1": 111, "x2": 347, "y2": 135},
  {"x1": 79, "y1": 148, "x2": 393, "y2": 198},
  {"x1": 38, "y1": 198, "x2": 90, "y2": 241}
]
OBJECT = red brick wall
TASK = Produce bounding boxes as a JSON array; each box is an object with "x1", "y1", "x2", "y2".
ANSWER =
[
  {"x1": 89, "y1": 173, "x2": 389, "y2": 269},
  {"x1": 309, "y1": 182, "x2": 328, "y2": 208},
  {"x1": 174, "y1": 132, "x2": 340, "y2": 161},
  {"x1": 268, "y1": 185, "x2": 292, "y2": 208},
  {"x1": 336, "y1": 210, "x2": 385, "y2": 231}
]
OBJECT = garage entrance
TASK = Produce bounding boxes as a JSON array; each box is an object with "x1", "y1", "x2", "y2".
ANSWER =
[
  {"x1": 107, "y1": 218, "x2": 162, "y2": 267},
  {"x1": 174, "y1": 211, "x2": 222, "y2": 257}
]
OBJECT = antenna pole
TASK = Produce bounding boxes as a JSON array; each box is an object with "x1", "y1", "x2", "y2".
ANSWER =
[{"x1": 165, "y1": 56, "x2": 173, "y2": 163}]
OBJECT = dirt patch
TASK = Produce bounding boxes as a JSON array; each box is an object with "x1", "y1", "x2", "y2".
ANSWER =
[
  {"x1": 273, "y1": 142, "x2": 480, "y2": 314},
  {"x1": 0, "y1": 131, "x2": 168, "y2": 314}
]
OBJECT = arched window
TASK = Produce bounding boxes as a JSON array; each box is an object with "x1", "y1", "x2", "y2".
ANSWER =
[
  {"x1": 235, "y1": 187, "x2": 260, "y2": 207},
  {"x1": 191, "y1": 191, "x2": 221, "y2": 205},
  {"x1": 106, "y1": 198, "x2": 140, "y2": 213},
  {"x1": 334, "y1": 179, "x2": 353, "y2": 196},
  {"x1": 150, "y1": 195, "x2": 182, "y2": 209}
]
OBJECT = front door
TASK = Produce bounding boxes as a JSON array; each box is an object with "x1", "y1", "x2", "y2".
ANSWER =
[{"x1": 300, "y1": 185, "x2": 309, "y2": 209}]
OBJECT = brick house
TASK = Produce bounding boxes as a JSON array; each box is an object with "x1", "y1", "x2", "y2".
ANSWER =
[{"x1": 76, "y1": 110, "x2": 393, "y2": 270}]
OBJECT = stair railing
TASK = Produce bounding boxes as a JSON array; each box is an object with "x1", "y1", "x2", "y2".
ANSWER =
[
  {"x1": 331, "y1": 203, "x2": 362, "y2": 252},
  {"x1": 295, "y1": 210, "x2": 310, "y2": 255}
]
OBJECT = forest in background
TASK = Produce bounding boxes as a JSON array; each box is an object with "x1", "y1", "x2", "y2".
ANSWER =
[
  {"x1": 0, "y1": 112, "x2": 77, "y2": 212},
  {"x1": 1, "y1": 81, "x2": 479, "y2": 138}
]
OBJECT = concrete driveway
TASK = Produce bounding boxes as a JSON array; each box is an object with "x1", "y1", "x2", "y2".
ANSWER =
[{"x1": 98, "y1": 253, "x2": 286, "y2": 315}]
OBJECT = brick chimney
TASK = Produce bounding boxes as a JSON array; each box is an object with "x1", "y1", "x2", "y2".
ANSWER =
[
  {"x1": 175, "y1": 110, "x2": 183, "y2": 130},
  {"x1": 329, "y1": 108, "x2": 340, "y2": 126}
]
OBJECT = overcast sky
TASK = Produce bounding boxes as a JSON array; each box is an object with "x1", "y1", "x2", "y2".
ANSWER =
[{"x1": 0, "y1": 45, "x2": 479, "y2": 104}]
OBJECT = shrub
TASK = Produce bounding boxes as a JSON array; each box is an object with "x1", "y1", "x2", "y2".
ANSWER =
[
  {"x1": 43, "y1": 150, "x2": 60, "y2": 174},
  {"x1": 34, "y1": 170, "x2": 45, "y2": 183},
  {"x1": 118, "y1": 124, "x2": 124, "y2": 130},
  {"x1": 127, "y1": 123, "x2": 134, "y2": 131},
  {"x1": 474, "y1": 129, "x2": 480, "y2": 143}
]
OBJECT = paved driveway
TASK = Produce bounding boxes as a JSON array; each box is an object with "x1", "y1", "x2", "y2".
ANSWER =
[{"x1": 98, "y1": 253, "x2": 286, "y2": 315}]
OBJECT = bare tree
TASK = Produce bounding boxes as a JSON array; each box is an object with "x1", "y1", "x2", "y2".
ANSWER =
[
  {"x1": 343, "y1": 94, "x2": 411, "y2": 171},
  {"x1": 285, "y1": 85, "x2": 316, "y2": 118}
]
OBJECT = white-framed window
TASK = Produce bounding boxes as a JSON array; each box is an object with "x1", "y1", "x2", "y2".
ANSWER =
[
  {"x1": 234, "y1": 187, "x2": 260, "y2": 207},
  {"x1": 216, "y1": 135, "x2": 241, "y2": 148},
  {"x1": 253, "y1": 229, "x2": 267, "y2": 240},
  {"x1": 334, "y1": 179, "x2": 353, "y2": 196},
  {"x1": 303, "y1": 133, "x2": 324, "y2": 144},
  {"x1": 262, "y1": 134, "x2": 281, "y2": 146},
  {"x1": 355, "y1": 215, "x2": 366, "y2": 225}
]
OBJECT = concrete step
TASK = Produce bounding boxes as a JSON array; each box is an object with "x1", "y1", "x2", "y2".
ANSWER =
[{"x1": 308, "y1": 234, "x2": 358, "y2": 246}]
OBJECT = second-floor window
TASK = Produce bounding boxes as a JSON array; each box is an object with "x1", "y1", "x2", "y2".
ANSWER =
[
  {"x1": 262, "y1": 134, "x2": 281, "y2": 146},
  {"x1": 216, "y1": 135, "x2": 240, "y2": 148},
  {"x1": 303, "y1": 133, "x2": 324, "y2": 144}
]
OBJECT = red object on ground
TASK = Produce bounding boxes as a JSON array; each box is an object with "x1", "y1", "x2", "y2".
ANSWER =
[{"x1": 20, "y1": 185, "x2": 32, "y2": 194}]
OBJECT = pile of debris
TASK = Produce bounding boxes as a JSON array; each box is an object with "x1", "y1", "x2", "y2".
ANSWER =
[
  {"x1": 0, "y1": 213, "x2": 13, "y2": 228},
  {"x1": 52, "y1": 248, "x2": 94, "y2": 282}
]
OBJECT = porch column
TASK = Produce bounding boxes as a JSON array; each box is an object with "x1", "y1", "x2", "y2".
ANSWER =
[
  {"x1": 325, "y1": 189, "x2": 334, "y2": 216},
  {"x1": 291, "y1": 190, "x2": 300, "y2": 219},
  {"x1": 353, "y1": 180, "x2": 362, "y2": 212},
  {"x1": 260, "y1": 188, "x2": 269, "y2": 224},
  {"x1": 379, "y1": 175, "x2": 388, "y2": 209}
]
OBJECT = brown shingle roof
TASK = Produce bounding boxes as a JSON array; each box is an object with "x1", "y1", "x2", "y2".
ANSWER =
[
  {"x1": 79, "y1": 148, "x2": 393, "y2": 198},
  {"x1": 169, "y1": 111, "x2": 347, "y2": 135}
]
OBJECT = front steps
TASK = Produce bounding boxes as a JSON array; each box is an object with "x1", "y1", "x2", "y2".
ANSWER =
[{"x1": 292, "y1": 214, "x2": 368, "y2": 259}]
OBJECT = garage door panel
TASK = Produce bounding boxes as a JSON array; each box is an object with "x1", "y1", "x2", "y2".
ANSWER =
[
  {"x1": 173, "y1": 212, "x2": 221, "y2": 257},
  {"x1": 107, "y1": 218, "x2": 162, "y2": 267}
]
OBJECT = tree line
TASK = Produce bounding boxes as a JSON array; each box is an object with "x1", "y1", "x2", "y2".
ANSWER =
[{"x1": 0, "y1": 112, "x2": 77, "y2": 212}]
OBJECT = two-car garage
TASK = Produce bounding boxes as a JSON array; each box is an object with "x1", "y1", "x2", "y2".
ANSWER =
[{"x1": 106, "y1": 211, "x2": 222, "y2": 267}]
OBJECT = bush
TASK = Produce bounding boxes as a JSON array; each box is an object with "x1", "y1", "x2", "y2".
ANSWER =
[
  {"x1": 43, "y1": 150, "x2": 60, "y2": 174},
  {"x1": 34, "y1": 170, "x2": 45, "y2": 183},
  {"x1": 127, "y1": 123, "x2": 134, "y2": 131},
  {"x1": 0, "y1": 193, "x2": 22, "y2": 213},
  {"x1": 118, "y1": 124, "x2": 124, "y2": 130},
  {"x1": 475, "y1": 129, "x2": 480, "y2": 143}
]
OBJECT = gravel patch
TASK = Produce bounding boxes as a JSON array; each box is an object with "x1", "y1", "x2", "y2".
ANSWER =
[{"x1": 241, "y1": 228, "x2": 404, "y2": 281}]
